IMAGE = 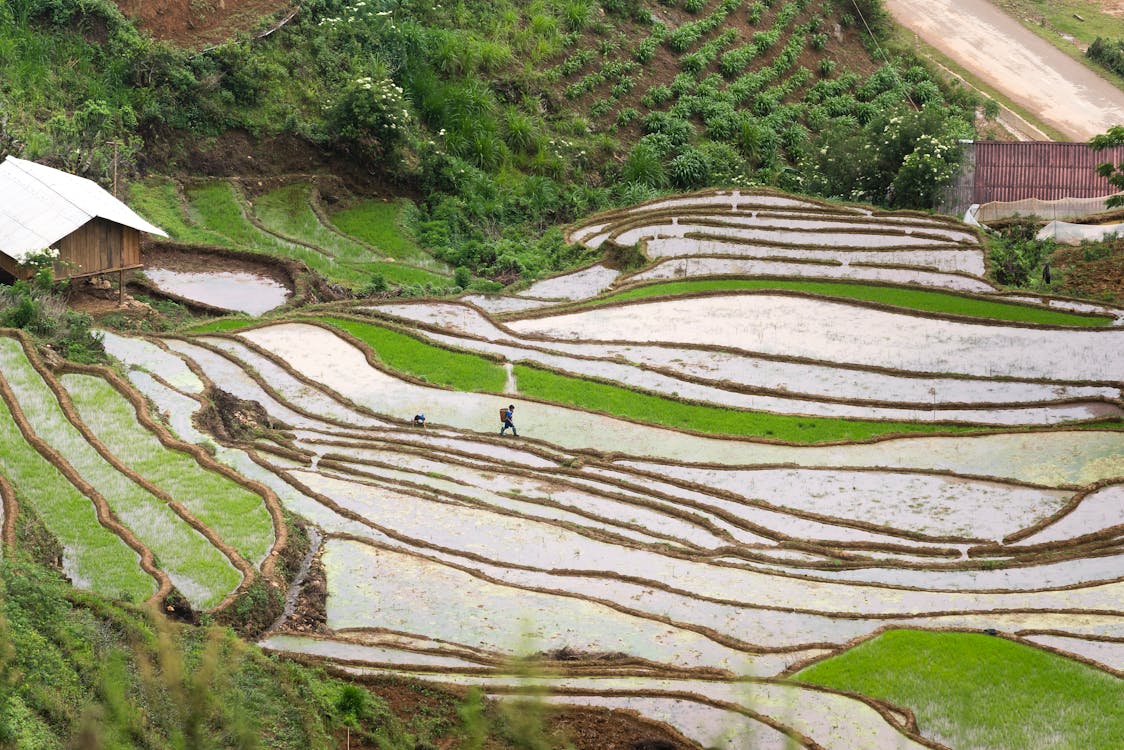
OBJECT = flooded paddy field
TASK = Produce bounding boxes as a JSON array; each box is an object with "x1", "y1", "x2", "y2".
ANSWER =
[{"x1": 26, "y1": 189, "x2": 1120, "y2": 748}]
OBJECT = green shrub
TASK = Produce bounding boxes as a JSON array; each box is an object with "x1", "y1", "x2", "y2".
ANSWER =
[
  {"x1": 328, "y1": 73, "x2": 412, "y2": 158},
  {"x1": 561, "y1": 0, "x2": 594, "y2": 30},
  {"x1": 669, "y1": 147, "x2": 710, "y2": 188},
  {"x1": 621, "y1": 141, "x2": 668, "y2": 187},
  {"x1": 1087, "y1": 36, "x2": 1124, "y2": 77},
  {"x1": 0, "y1": 277, "x2": 105, "y2": 363},
  {"x1": 989, "y1": 221, "x2": 1055, "y2": 288}
]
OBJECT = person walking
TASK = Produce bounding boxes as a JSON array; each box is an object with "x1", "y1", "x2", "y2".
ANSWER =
[{"x1": 499, "y1": 404, "x2": 517, "y2": 436}]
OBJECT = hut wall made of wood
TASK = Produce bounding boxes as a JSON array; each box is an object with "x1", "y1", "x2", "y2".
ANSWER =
[
  {"x1": 0, "y1": 251, "x2": 21, "y2": 281},
  {"x1": 54, "y1": 218, "x2": 142, "y2": 279}
]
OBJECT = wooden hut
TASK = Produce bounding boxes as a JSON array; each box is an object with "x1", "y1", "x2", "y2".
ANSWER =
[{"x1": 0, "y1": 156, "x2": 167, "y2": 285}]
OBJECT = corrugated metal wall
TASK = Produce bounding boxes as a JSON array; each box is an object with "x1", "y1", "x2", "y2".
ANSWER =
[{"x1": 973, "y1": 141, "x2": 1124, "y2": 203}]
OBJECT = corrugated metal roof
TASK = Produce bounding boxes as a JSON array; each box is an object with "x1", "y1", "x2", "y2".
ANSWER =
[
  {"x1": 0, "y1": 156, "x2": 167, "y2": 261},
  {"x1": 973, "y1": 140, "x2": 1124, "y2": 203}
]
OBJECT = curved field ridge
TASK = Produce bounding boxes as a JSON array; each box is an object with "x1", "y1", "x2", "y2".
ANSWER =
[
  {"x1": 61, "y1": 373, "x2": 272, "y2": 572},
  {"x1": 354, "y1": 309, "x2": 1118, "y2": 427},
  {"x1": 368, "y1": 302, "x2": 1121, "y2": 412},
  {"x1": 625, "y1": 256, "x2": 999, "y2": 293},
  {"x1": 0, "y1": 337, "x2": 155, "y2": 601},
  {"x1": 41, "y1": 187, "x2": 1124, "y2": 747},
  {"x1": 518, "y1": 264, "x2": 621, "y2": 301},
  {"x1": 583, "y1": 279, "x2": 1113, "y2": 327},
  {"x1": 508, "y1": 295, "x2": 1124, "y2": 381}
]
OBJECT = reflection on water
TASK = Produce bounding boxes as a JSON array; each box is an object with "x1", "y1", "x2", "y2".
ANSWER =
[{"x1": 145, "y1": 267, "x2": 290, "y2": 315}]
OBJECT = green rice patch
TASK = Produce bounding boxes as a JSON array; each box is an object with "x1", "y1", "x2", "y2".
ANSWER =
[
  {"x1": 253, "y1": 185, "x2": 449, "y2": 288},
  {"x1": 183, "y1": 317, "x2": 256, "y2": 334},
  {"x1": 0, "y1": 392, "x2": 154, "y2": 602},
  {"x1": 512, "y1": 365, "x2": 983, "y2": 443},
  {"x1": 329, "y1": 199, "x2": 432, "y2": 264},
  {"x1": 793, "y1": 629, "x2": 1124, "y2": 750},
  {"x1": 185, "y1": 182, "x2": 371, "y2": 288},
  {"x1": 374, "y1": 262, "x2": 452, "y2": 286},
  {"x1": 317, "y1": 316, "x2": 1001, "y2": 443},
  {"x1": 318, "y1": 317, "x2": 509, "y2": 393},
  {"x1": 1, "y1": 339, "x2": 242, "y2": 607},
  {"x1": 127, "y1": 178, "x2": 235, "y2": 248},
  {"x1": 62, "y1": 373, "x2": 275, "y2": 569},
  {"x1": 592, "y1": 279, "x2": 1113, "y2": 327}
]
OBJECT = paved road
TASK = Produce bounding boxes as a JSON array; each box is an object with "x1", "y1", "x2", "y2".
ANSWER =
[{"x1": 885, "y1": 0, "x2": 1124, "y2": 139}]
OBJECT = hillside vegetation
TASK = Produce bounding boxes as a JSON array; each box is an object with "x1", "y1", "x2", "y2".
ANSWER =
[
  {"x1": 0, "y1": 553, "x2": 641, "y2": 750},
  {"x1": 1, "y1": 0, "x2": 977, "y2": 285}
]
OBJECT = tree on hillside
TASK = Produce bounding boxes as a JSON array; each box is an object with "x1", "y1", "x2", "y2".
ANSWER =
[{"x1": 1091, "y1": 125, "x2": 1124, "y2": 207}]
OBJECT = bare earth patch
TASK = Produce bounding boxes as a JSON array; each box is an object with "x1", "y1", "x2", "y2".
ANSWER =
[{"x1": 114, "y1": 0, "x2": 293, "y2": 47}]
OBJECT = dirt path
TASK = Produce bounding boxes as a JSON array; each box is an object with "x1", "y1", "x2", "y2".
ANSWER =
[{"x1": 885, "y1": 0, "x2": 1124, "y2": 139}]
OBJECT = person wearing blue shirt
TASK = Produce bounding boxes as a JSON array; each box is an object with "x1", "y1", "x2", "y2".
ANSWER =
[{"x1": 499, "y1": 404, "x2": 517, "y2": 436}]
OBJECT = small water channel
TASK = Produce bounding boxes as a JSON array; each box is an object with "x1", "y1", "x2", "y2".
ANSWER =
[
  {"x1": 144, "y1": 267, "x2": 291, "y2": 315},
  {"x1": 264, "y1": 526, "x2": 322, "y2": 636}
]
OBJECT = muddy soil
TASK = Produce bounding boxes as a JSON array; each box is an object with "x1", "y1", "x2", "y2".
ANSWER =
[
  {"x1": 1053, "y1": 239, "x2": 1124, "y2": 303},
  {"x1": 113, "y1": 0, "x2": 293, "y2": 48},
  {"x1": 145, "y1": 245, "x2": 292, "y2": 287},
  {"x1": 280, "y1": 547, "x2": 328, "y2": 634}
]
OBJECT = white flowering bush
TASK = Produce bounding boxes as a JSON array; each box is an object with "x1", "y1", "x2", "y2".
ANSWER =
[
  {"x1": 328, "y1": 74, "x2": 412, "y2": 155},
  {"x1": 13, "y1": 246, "x2": 60, "y2": 268},
  {"x1": 892, "y1": 132, "x2": 961, "y2": 208},
  {"x1": 805, "y1": 103, "x2": 970, "y2": 208}
]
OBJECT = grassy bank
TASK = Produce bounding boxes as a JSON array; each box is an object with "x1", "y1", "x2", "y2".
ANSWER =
[
  {"x1": 793, "y1": 629, "x2": 1124, "y2": 750},
  {"x1": 0, "y1": 553, "x2": 625, "y2": 749}
]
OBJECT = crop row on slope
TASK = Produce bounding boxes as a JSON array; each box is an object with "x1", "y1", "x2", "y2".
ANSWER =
[
  {"x1": 0, "y1": 402, "x2": 155, "y2": 601},
  {"x1": 182, "y1": 181, "x2": 375, "y2": 286},
  {"x1": 131, "y1": 176, "x2": 459, "y2": 292},
  {"x1": 370, "y1": 300, "x2": 1121, "y2": 408},
  {"x1": 620, "y1": 255, "x2": 998, "y2": 292},
  {"x1": 507, "y1": 295, "x2": 1124, "y2": 382},
  {"x1": 0, "y1": 350, "x2": 155, "y2": 602},
  {"x1": 577, "y1": 278, "x2": 1115, "y2": 326},
  {"x1": 99, "y1": 317, "x2": 1124, "y2": 748},
  {"x1": 251, "y1": 182, "x2": 452, "y2": 284},
  {"x1": 61, "y1": 373, "x2": 274, "y2": 566}
]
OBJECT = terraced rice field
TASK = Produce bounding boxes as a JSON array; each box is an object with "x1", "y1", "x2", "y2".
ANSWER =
[
  {"x1": 7, "y1": 189, "x2": 1123, "y2": 747},
  {"x1": 0, "y1": 331, "x2": 277, "y2": 609},
  {"x1": 128, "y1": 177, "x2": 451, "y2": 291}
]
